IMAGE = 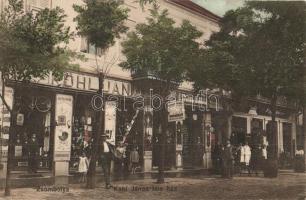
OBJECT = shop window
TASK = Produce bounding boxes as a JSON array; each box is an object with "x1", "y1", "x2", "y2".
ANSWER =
[
  {"x1": 13, "y1": 91, "x2": 54, "y2": 171},
  {"x1": 231, "y1": 116, "x2": 247, "y2": 145},
  {"x1": 70, "y1": 95, "x2": 94, "y2": 172}
]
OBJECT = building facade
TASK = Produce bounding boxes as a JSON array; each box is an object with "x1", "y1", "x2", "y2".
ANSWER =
[{"x1": 0, "y1": 0, "x2": 300, "y2": 185}]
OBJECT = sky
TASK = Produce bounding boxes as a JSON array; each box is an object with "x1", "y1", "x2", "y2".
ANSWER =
[{"x1": 192, "y1": 0, "x2": 245, "y2": 16}]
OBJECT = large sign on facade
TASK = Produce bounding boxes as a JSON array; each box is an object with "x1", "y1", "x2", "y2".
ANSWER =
[
  {"x1": 31, "y1": 72, "x2": 132, "y2": 96},
  {"x1": 54, "y1": 94, "x2": 73, "y2": 161}
]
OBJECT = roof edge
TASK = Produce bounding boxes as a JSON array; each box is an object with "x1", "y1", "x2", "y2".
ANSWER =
[{"x1": 166, "y1": 0, "x2": 221, "y2": 22}]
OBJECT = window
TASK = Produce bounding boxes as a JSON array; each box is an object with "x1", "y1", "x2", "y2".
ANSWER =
[
  {"x1": 27, "y1": 0, "x2": 50, "y2": 11},
  {"x1": 80, "y1": 37, "x2": 103, "y2": 56}
]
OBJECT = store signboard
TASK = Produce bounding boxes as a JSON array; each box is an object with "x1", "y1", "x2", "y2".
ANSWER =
[
  {"x1": 104, "y1": 101, "x2": 116, "y2": 145},
  {"x1": 54, "y1": 94, "x2": 73, "y2": 161},
  {"x1": 168, "y1": 101, "x2": 185, "y2": 122},
  {"x1": 30, "y1": 72, "x2": 132, "y2": 96}
]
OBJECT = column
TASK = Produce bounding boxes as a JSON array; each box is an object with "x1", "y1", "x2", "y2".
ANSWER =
[
  {"x1": 175, "y1": 121, "x2": 183, "y2": 169},
  {"x1": 227, "y1": 115, "x2": 232, "y2": 141},
  {"x1": 53, "y1": 94, "x2": 73, "y2": 185},
  {"x1": 289, "y1": 114, "x2": 297, "y2": 157},
  {"x1": 203, "y1": 112, "x2": 212, "y2": 169},
  {"x1": 291, "y1": 121, "x2": 297, "y2": 156},
  {"x1": 277, "y1": 120, "x2": 282, "y2": 157},
  {"x1": 247, "y1": 116, "x2": 252, "y2": 134},
  {"x1": 0, "y1": 87, "x2": 14, "y2": 186}
]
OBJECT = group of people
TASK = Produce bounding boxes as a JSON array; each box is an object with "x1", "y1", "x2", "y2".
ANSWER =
[
  {"x1": 77, "y1": 134, "x2": 140, "y2": 189},
  {"x1": 213, "y1": 140, "x2": 268, "y2": 178}
]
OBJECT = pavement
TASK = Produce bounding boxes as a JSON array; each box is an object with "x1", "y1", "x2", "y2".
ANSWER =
[{"x1": 0, "y1": 170, "x2": 305, "y2": 200}]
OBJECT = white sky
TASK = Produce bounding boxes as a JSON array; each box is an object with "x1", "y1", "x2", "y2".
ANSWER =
[{"x1": 192, "y1": 0, "x2": 245, "y2": 16}]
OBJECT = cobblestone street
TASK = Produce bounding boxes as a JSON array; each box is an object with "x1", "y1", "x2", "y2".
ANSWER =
[{"x1": 0, "y1": 171, "x2": 305, "y2": 200}]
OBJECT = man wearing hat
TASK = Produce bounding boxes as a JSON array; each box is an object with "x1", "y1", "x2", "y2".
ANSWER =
[
  {"x1": 222, "y1": 140, "x2": 234, "y2": 178},
  {"x1": 28, "y1": 134, "x2": 40, "y2": 173},
  {"x1": 100, "y1": 133, "x2": 114, "y2": 189}
]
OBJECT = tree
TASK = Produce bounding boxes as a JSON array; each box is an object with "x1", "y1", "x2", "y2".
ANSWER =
[
  {"x1": 73, "y1": 0, "x2": 129, "y2": 189},
  {"x1": 120, "y1": 6, "x2": 202, "y2": 183},
  {"x1": 189, "y1": 1, "x2": 305, "y2": 177},
  {"x1": 0, "y1": 0, "x2": 78, "y2": 195}
]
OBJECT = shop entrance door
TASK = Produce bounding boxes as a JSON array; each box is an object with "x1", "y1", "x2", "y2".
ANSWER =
[
  {"x1": 283, "y1": 123, "x2": 292, "y2": 157},
  {"x1": 165, "y1": 122, "x2": 176, "y2": 170}
]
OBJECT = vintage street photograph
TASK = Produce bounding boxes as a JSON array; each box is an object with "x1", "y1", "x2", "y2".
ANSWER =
[{"x1": 0, "y1": 0, "x2": 305, "y2": 199}]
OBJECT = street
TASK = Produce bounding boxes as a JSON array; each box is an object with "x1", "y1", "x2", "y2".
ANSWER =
[{"x1": 0, "y1": 171, "x2": 305, "y2": 200}]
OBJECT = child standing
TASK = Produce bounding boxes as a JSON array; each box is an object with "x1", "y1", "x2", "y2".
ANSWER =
[
  {"x1": 130, "y1": 147, "x2": 139, "y2": 174},
  {"x1": 78, "y1": 152, "x2": 89, "y2": 183}
]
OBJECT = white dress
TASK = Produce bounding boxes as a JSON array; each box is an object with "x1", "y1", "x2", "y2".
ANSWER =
[
  {"x1": 240, "y1": 145, "x2": 251, "y2": 165},
  {"x1": 78, "y1": 157, "x2": 89, "y2": 173}
]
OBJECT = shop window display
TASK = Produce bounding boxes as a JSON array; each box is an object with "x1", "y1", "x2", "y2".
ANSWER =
[
  {"x1": 13, "y1": 90, "x2": 54, "y2": 171},
  {"x1": 70, "y1": 95, "x2": 94, "y2": 171}
]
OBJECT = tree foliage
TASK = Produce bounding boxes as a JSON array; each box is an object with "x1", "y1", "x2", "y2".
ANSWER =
[
  {"x1": 73, "y1": 0, "x2": 129, "y2": 51},
  {"x1": 190, "y1": 1, "x2": 306, "y2": 102},
  {"x1": 120, "y1": 6, "x2": 202, "y2": 85},
  {"x1": 0, "y1": 0, "x2": 78, "y2": 82}
]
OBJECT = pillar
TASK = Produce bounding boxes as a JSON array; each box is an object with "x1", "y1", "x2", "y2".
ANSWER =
[
  {"x1": 247, "y1": 116, "x2": 252, "y2": 134},
  {"x1": 175, "y1": 121, "x2": 183, "y2": 169},
  {"x1": 227, "y1": 115, "x2": 232, "y2": 141},
  {"x1": 292, "y1": 121, "x2": 297, "y2": 156},
  {"x1": 203, "y1": 112, "x2": 212, "y2": 169},
  {"x1": 277, "y1": 120, "x2": 282, "y2": 157},
  {"x1": 53, "y1": 94, "x2": 73, "y2": 185},
  {"x1": 0, "y1": 87, "x2": 13, "y2": 186}
]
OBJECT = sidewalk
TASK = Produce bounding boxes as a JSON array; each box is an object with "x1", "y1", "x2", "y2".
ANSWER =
[{"x1": 0, "y1": 170, "x2": 305, "y2": 200}]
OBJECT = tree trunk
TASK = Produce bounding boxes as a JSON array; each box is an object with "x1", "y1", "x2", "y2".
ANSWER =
[
  {"x1": 87, "y1": 72, "x2": 104, "y2": 189},
  {"x1": 270, "y1": 93, "x2": 278, "y2": 159},
  {"x1": 157, "y1": 82, "x2": 170, "y2": 183},
  {"x1": 157, "y1": 105, "x2": 167, "y2": 183},
  {"x1": 264, "y1": 93, "x2": 278, "y2": 177},
  {"x1": 303, "y1": 107, "x2": 306, "y2": 169},
  {"x1": 303, "y1": 55, "x2": 306, "y2": 168}
]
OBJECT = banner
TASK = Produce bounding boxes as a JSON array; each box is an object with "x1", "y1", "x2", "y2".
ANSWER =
[{"x1": 54, "y1": 94, "x2": 73, "y2": 161}]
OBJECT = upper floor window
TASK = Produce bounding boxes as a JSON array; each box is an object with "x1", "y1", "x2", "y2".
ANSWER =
[
  {"x1": 26, "y1": 0, "x2": 50, "y2": 11},
  {"x1": 80, "y1": 37, "x2": 103, "y2": 56}
]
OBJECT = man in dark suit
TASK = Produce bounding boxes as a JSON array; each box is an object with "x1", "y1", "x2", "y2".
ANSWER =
[
  {"x1": 222, "y1": 140, "x2": 234, "y2": 178},
  {"x1": 100, "y1": 134, "x2": 114, "y2": 189},
  {"x1": 28, "y1": 134, "x2": 39, "y2": 173}
]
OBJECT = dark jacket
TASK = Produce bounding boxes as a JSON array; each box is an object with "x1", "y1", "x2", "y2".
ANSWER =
[
  {"x1": 28, "y1": 139, "x2": 39, "y2": 157},
  {"x1": 223, "y1": 146, "x2": 234, "y2": 161}
]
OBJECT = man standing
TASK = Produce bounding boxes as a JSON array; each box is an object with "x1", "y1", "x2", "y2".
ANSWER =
[
  {"x1": 100, "y1": 134, "x2": 114, "y2": 189},
  {"x1": 223, "y1": 140, "x2": 234, "y2": 178},
  {"x1": 28, "y1": 134, "x2": 39, "y2": 173}
]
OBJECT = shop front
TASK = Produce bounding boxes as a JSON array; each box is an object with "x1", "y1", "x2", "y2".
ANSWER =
[
  {"x1": 12, "y1": 86, "x2": 55, "y2": 172},
  {"x1": 0, "y1": 71, "x2": 136, "y2": 182}
]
